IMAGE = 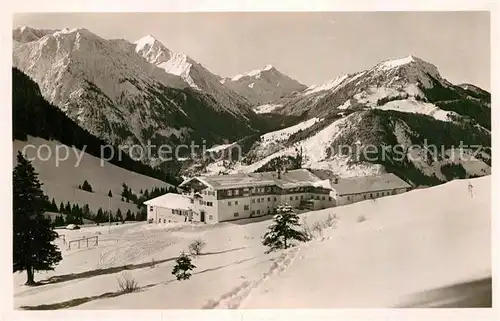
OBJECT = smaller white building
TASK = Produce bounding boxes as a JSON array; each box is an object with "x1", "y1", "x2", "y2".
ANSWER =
[
  {"x1": 330, "y1": 173, "x2": 412, "y2": 206},
  {"x1": 144, "y1": 193, "x2": 193, "y2": 224}
]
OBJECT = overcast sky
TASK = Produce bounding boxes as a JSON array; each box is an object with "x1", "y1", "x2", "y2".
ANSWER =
[{"x1": 13, "y1": 11, "x2": 490, "y2": 90}]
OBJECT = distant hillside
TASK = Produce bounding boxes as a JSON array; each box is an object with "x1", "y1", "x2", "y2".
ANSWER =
[
  {"x1": 12, "y1": 68, "x2": 177, "y2": 214},
  {"x1": 12, "y1": 67, "x2": 180, "y2": 185}
]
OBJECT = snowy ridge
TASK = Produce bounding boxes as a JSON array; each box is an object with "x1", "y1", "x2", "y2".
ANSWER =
[
  {"x1": 252, "y1": 103, "x2": 283, "y2": 114},
  {"x1": 303, "y1": 74, "x2": 349, "y2": 96},
  {"x1": 134, "y1": 35, "x2": 199, "y2": 90},
  {"x1": 222, "y1": 64, "x2": 307, "y2": 105},
  {"x1": 133, "y1": 34, "x2": 252, "y2": 116},
  {"x1": 231, "y1": 64, "x2": 275, "y2": 81},
  {"x1": 260, "y1": 117, "x2": 323, "y2": 146}
]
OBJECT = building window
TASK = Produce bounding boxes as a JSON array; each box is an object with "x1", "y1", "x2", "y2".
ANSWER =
[
  {"x1": 234, "y1": 213, "x2": 239, "y2": 217},
  {"x1": 244, "y1": 205, "x2": 249, "y2": 210},
  {"x1": 329, "y1": 197, "x2": 332, "y2": 201},
  {"x1": 235, "y1": 201, "x2": 239, "y2": 205},
  {"x1": 209, "y1": 215, "x2": 213, "y2": 220},
  {"x1": 295, "y1": 196, "x2": 299, "y2": 200},
  {"x1": 150, "y1": 206, "x2": 154, "y2": 212},
  {"x1": 268, "y1": 197, "x2": 271, "y2": 202},
  {"x1": 190, "y1": 199, "x2": 194, "y2": 204},
  {"x1": 257, "y1": 210, "x2": 261, "y2": 214},
  {"x1": 300, "y1": 195, "x2": 304, "y2": 200},
  {"x1": 171, "y1": 209, "x2": 174, "y2": 214},
  {"x1": 228, "y1": 201, "x2": 232, "y2": 206},
  {"x1": 290, "y1": 196, "x2": 293, "y2": 201},
  {"x1": 274, "y1": 197, "x2": 277, "y2": 201},
  {"x1": 228, "y1": 190, "x2": 232, "y2": 196},
  {"x1": 252, "y1": 199, "x2": 255, "y2": 203},
  {"x1": 251, "y1": 210, "x2": 255, "y2": 215},
  {"x1": 257, "y1": 199, "x2": 260, "y2": 203},
  {"x1": 364, "y1": 195, "x2": 366, "y2": 199},
  {"x1": 235, "y1": 189, "x2": 240, "y2": 196},
  {"x1": 322, "y1": 196, "x2": 326, "y2": 200},
  {"x1": 316, "y1": 196, "x2": 320, "y2": 200},
  {"x1": 347, "y1": 196, "x2": 351, "y2": 200}
]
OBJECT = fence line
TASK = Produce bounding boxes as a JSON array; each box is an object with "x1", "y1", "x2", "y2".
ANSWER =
[{"x1": 67, "y1": 235, "x2": 98, "y2": 250}]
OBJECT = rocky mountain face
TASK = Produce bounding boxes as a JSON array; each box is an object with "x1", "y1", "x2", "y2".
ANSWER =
[
  {"x1": 220, "y1": 64, "x2": 307, "y2": 106},
  {"x1": 12, "y1": 27, "x2": 267, "y2": 166},
  {"x1": 195, "y1": 56, "x2": 491, "y2": 186},
  {"x1": 134, "y1": 34, "x2": 253, "y2": 116}
]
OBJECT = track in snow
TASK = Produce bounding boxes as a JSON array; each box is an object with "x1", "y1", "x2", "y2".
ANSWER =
[{"x1": 203, "y1": 247, "x2": 300, "y2": 309}]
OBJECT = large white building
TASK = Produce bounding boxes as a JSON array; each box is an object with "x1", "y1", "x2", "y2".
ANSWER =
[{"x1": 144, "y1": 169, "x2": 412, "y2": 224}]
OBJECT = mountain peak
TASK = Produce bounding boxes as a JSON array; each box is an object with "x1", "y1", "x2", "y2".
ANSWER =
[
  {"x1": 263, "y1": 64, "x2": 274, "y2": 71},
  {"x1": 231, "y1": 64, "x2": 277, "y2": 81},
  {"x1": 135, "y1": 34, "x2": 162, "y2": 50}
]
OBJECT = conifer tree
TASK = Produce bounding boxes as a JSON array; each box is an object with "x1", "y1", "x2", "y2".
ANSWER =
[
  {"x1": 116, "y1": 208, "x2": 123, "y2": 222},
  {"x1": 125, "y1": 209, "x2": 133, "y2": 221},
  {"x1": 108, "y1": 190, "x2": 113, "y2": 197},
  {"x1": 50, "y1": 198, "x2": 58, "y2": 212},
  {"x1": 65, "y1": 201, "x2": 71, "y2": 215},
  {"x1": 59, "y1": 202, "x2": 65, "y2": 214},
  {"x1": 13, "y1": 152, "x2": 62, "y2": 285},
  {"x1": 172, "y1": 252, "x2": 196, "y2": 280},
  {"x1": 262, "y1": 204, "x2": 309, "y2": 253},
  {"x1": 96, "y1": 207, "x2": 105, "y2": 223}
]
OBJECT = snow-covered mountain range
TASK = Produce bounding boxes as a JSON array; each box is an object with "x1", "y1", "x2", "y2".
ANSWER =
[
  {"x1": 220, "y1": 64, "x2": 307, "y2": 106},
  {"x1": 12, "y1": 27, "x2": 262, "y2": 163},
  {"x1": 188, "y1": 56, "x2": 491, "y2": 185},
  {"x1": 12, "y1": 26, "x2": 491, "y2": 186},
  {"x1": 134, "y1": 34, "x2": 252, "y2": 114}
]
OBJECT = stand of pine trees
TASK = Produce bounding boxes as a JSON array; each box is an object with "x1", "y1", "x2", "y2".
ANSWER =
[
  {"x1": 78, "y1": 180, "x2": 93, "y2": 193},
  {"x1": 13, "y1": 152, "x2": 62, "y2": 285},
  {"x1": 121, "y1": 182, "x2": 178, "y2": 209},
  {"x1": 262, "y1": 204, "x2": 309, "y2": 253}
]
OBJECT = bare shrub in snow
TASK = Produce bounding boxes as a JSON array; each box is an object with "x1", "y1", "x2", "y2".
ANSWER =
[
  {"x1": 357, "y1": 215, "x2": 366, "y2": 223},
  {"x1": 324, "y1": 213, "x2": 337, "y2": 228},
  {"x1": 150, "y1": 258, "x2": 156, "y2": 268},
  {"x1": 117, "y1": 273, "x2": 139, "y2": 293},
  {"x1": 301, "y1": 220, "x2": 314, "y2": 241},
  {"x1": 188, "y1": 239, "x2": 206, "y2": 256},
  {"x1": 312, "y1": 221, "x2": 325, "y2": 237}
]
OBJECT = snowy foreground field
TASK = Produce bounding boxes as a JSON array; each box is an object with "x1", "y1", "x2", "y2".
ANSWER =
[{"x1": 13, "y1": 176, "x2": 491, "y2": 309}]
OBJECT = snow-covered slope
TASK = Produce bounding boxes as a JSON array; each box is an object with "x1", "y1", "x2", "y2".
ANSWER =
[
  {"x1": 13, "y1": 176, "x2": 491, "y2": 309},
  {"x1": 13, "y1": 136, "x2": 170, "y2": 214},
  {"x1": 134, "y1": 34, "x2": 253, "y2": 116},
  {"x1": 221, "y1": 64, "x2": 307, "y2": 105},
  {"x1": 12, "y1": 27, "x2": 262, "y2": 161}
]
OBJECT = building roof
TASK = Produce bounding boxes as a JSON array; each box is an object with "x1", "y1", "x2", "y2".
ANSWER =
[
  {"x1": 331, "y1": 173, "x2": 412, "y2": 196},
  {"x1": 143, "y1": 193, "x2": 192, "y2": 210},
  {"x1": 179, "y1": 169, "x2": 326, "y2": 190}
]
